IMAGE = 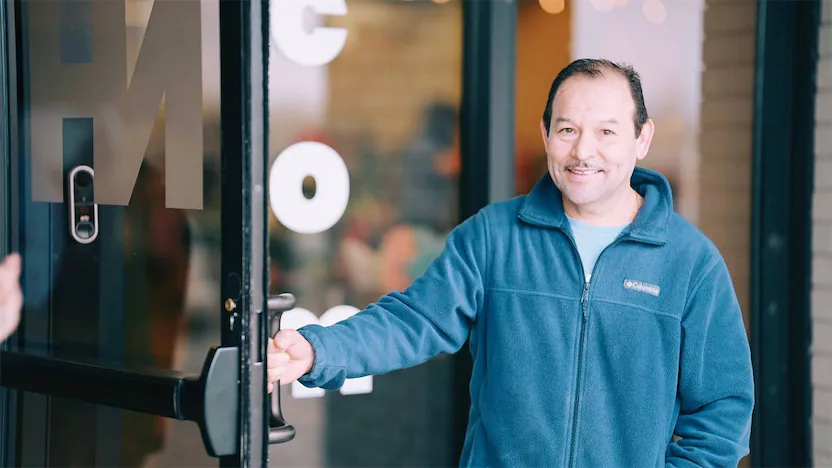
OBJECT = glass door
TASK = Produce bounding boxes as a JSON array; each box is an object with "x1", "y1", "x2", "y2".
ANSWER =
[{"x1": 0, "y1": 0, "x2": 286, "y2": 466}]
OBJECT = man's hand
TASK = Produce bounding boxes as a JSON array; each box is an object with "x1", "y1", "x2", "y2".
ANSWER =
[
  {"x1": 266, "y1": 329, "x2": 314, "y2": 393},
  {"x1": 0, "y1": 253, "x2": 22, "y2": 343}
]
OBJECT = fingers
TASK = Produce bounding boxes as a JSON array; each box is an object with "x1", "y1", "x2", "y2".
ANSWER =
[
  {"x1": 267, "y1": 365, "x2": 284, "y2": 385},
  {"x1": 272, "y1": 329, "x2": 301, "y2": 352},
  {"x1": 2, "y1": 253, "x2": 20, "y2": 277},
  {"x1": 267, "y1": 337, "x2": 291, "y2": 387},
  {"x1": 0, "y1": 287, "x2": 22, "y2": 342},
  {"x1": 0, "y1": 309, "x2": 20, "y2": 342},
  {"x1": 266, "y1": 364, "x2": 298, "y2": 390},
  {"x1": 267, "y1": 347, "x2": 290, "y2": 369},
  {"x1": 0, "y1": 254, "x2": 23, "y2": 343},
  {"x1": 266, "y1": 329, "x2": 313, "y2": 387},
  {"x1": 266, "y1": 347, "x2": 290, "y2": 381},
  {"x1": 0, "y1": 254, "x2": 21, "y2": 292}
]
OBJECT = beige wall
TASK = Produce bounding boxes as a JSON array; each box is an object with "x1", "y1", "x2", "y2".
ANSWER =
[
  {"x1": 697, "y1": 1, "x2": 757, "y2": 463},
  {"x1": 326, "y1": 2, "x2": 463, "y2": 154},
  {"x1": 697, "y1": 0, "x2": 757, "y2": 334},
  {"x1": 812, "y1": 2, "x2": 832, "y2": 466}
]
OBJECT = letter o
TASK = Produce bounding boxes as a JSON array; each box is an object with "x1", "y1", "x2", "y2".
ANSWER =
[{"x1": 269, "y1": 142, "x2": 350, "y2": 234}]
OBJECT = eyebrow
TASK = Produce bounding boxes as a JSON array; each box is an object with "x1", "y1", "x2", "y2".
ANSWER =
[{"x1": 553, "y1": 116, "x2": 620, "y2": 125}]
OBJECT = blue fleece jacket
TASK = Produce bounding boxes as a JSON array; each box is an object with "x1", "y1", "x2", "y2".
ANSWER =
[{"x1": 297, "y1": 167, "x2": 755, "y2": 467}]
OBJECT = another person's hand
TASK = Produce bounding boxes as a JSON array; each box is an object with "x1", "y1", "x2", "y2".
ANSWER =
[
  {"x1": 0, "y1": 253, "x2": 22, "y2": 342},
  {"x1": 266, "y1": 329, "x2": 314, "y2": 393}
]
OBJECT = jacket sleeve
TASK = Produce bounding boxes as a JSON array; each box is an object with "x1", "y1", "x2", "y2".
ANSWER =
[
  {"x1": 295, "y1": 210, "x2": 488, "y2": 391},
  {"x1": 666, "y1": 256, "x2": 755, "y2": 467}
]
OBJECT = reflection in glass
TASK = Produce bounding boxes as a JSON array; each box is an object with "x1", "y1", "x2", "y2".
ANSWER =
[
  {"x1": 267, "y1": 1, "x2": 463, "y2": 466},
  {"x1": 14, "y1": 0, "x2": 222, "y2": 465}
]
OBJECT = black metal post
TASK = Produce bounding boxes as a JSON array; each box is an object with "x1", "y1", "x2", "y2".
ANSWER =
[
  {"x1": 455, "y1": 0, "x2": 516, "y2": 462},
  {"x1": 219, "y1": 0, "x2": 269, "y2": 465},
  {"x1": 0, "y1": 0, "x2": 17, "y2": 465},
  {"x1": 750, "y1": 0, "x2": 820, "y2": 465}
]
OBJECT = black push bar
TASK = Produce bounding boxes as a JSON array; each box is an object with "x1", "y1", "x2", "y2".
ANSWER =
[
  {"x1": 0, "y1": 346, "x2": 240, "y2": 457},
  {"x1": 0, "y1": 294, "x2": 301, "y2": 456}
]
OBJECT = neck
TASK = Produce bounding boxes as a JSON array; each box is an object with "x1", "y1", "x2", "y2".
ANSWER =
[{"x1": 563, "y1": 187, "x2": 642, "y2": 226}]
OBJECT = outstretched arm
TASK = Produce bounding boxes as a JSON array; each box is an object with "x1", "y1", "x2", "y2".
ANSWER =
[{"x1": 270, "y1": 210, "x2": 489, "y2": 391}]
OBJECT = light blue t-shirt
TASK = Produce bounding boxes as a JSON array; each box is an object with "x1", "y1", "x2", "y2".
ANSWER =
[{"x1": 566, "y1": 215, "x2": 629, "y2": 282}]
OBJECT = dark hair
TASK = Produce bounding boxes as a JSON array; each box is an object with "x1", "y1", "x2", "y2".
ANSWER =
[{"x1": 542, "y1": 58, "x2": 649, "y2": 137}]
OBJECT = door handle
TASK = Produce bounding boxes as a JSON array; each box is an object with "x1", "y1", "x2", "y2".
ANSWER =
[
  {"x1": 67, "y1": 164, "x2": 99, "y2": 244},
  {"x1": 266, "y1": 293, "x2": 297, "y2": 444}
]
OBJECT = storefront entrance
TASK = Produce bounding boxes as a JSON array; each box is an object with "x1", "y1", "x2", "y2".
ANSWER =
[
  {"x1": 0, "y1": 0, "x2": 285, "y2": 465},
  {"x1": 0, "y1": 0, "x2": 514, "y2": 466},
  {"x1": 1, "y1": 0, "x2": 817, "y2": 466}
]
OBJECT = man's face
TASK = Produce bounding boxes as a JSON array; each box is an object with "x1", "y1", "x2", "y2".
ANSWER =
[{"x1": 540, "y1": 73, "x2": 654, "y2": 213}]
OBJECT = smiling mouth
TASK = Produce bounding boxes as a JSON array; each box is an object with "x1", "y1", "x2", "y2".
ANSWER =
[{"x1": 567, "y1": 168, "x2": 602, "y2": 175}]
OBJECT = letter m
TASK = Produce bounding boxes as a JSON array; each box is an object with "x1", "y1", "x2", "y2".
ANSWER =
[{"x1": 28, "y1": 0, "x2": 202, "y2": 209}]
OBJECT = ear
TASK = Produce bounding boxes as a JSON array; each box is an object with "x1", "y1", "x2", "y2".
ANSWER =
[
  {"x1": 636, "y1": 119, "x2": 655, "y2": 161},
  {"x1": 540, "y1": 119, "x2": 550, "y2": 153}
]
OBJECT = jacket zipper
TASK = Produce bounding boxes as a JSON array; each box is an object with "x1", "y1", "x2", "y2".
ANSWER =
[
  {"x1": 564, "y1": 234, "x2": 626, "y2": 468},
  {"x1": 567, "y1": 281, "x2": 590, "y2": 466}
]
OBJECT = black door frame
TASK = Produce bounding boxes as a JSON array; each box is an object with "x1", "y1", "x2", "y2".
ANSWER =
[
  {"x1": 453, "y1": 0, "x2": 516, "y2": 461},
  {"x1": 218, "y1": 0, "x2": 273, "y2": 464},
  {"x1": 0, "y1": 0, "x2": 17, "y2": 462},
  {"x1": 750, "y1": 0, "x2": 821, "y2": 466},
  {"x1": 0, "y1": 0, "x2": 278, "y2": 466}
]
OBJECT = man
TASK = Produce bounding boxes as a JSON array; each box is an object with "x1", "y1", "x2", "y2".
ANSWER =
[
  {"x1": 0, "y1": 252, "x2": 22, "y2": 342},
  {"x1": 267, "y1": 59, "x2": 755, "y2": 467}
]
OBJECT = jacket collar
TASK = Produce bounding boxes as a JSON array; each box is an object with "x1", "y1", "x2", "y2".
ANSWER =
[{"x1": 517, "y1": 166, "x2": 673, "y2": 245}]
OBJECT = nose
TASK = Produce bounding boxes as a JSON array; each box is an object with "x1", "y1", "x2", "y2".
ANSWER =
[{"x1": 573, "y1": 131, "x2": 596, "y2": 161}]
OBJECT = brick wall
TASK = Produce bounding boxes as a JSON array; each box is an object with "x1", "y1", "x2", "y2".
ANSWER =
[
  {"x1": 697, "y1": 1, "x2": 757, "y2": 464},
  {"x1": 326, "y1": 2, "x2": 463, "y2": 154},
  {"x1": 698, "y1": 0, "x2": 757, "y2": 333},
  {"x1": 812, "y1": 2, "x2": 832, "y2": 466}
]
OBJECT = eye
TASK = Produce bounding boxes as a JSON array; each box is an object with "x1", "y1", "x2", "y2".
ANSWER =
[
  {"x1": 559, "y1": 127, "x2": 575, "y2": 135},
  {"x1": 601, "y1": 129, "x2": 615, "y2": 136}
]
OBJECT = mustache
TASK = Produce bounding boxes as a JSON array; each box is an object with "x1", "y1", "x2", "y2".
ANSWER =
[{"x1": 565, "y1": 162, "x2": 603, "y2": 170}]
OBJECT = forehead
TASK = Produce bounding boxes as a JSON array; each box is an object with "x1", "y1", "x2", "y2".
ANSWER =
[{"x1": 553, "y1": 73, "x2": 635, "y2": 121}]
